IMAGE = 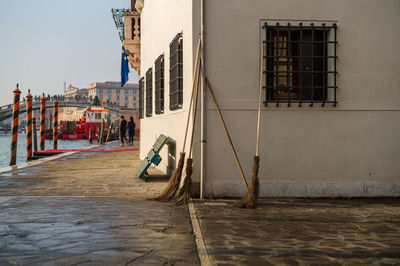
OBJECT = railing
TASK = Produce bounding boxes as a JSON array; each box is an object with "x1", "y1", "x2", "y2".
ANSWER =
[{"x1": 0, "y1": 100, "x2": 132, "y2": 122}]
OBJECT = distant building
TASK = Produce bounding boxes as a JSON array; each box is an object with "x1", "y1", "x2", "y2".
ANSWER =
[
  {"x1": 64, "y1": 85, "x2": 88, "y2": 101},
  {"x1": 88, "y1": 81, "x2": 139, "y2": 109}
]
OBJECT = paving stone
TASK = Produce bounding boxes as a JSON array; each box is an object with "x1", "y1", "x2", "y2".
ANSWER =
[
  {"x1": 193, "y1": 198, "x2": 400, "y2": 265},
  {"x1": 0, "y1": 141, "x2": 200, "y2": 265},
  {"x1": 2, "y1": 140, "x2": 399, "y2": 265}
]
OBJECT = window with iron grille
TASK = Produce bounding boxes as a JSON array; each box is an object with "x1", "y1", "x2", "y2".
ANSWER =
[
  {"x1": 155, "y1": 54, "x2": 165, "y2": 114},
  {"x1": 263, "y1": 22, "x2": 337, "y2": 106},
  {"x1": 139, "y1": 77, "x2": 144, "y2": 118},
  {"x1": 169, "y1": 33, "x2": 183, "y2": 110},
  {"x1": 145, "y1": 68, "x2": 153, "y2": 117}
]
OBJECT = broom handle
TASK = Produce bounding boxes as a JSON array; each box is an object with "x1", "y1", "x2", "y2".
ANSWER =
[
  {"x1": 256, "y1": 44, "x2": 264, "y2": 157},
  {"x1": 189, "y1": 57, "x2": 201, "y2": 157},
  {"x1": 183, "y1": 39, "x2": 201, "y2": 152},
  {"x1": 205, "y1": 77, "x2": 249, "y2": 192}
]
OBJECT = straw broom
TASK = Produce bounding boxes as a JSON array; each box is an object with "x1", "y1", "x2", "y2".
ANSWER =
[
  {"x1": 152, "y1": 151, "x2": 185, "y2": 201},
  {"x1": 236, "y1": 45, "x2": 264, "y2": 208},
  {"x1": 152, "y1": 40, "x2": 201, "y2": 201},
  {"x1": 173, "y1": 55, "x2": 201, "y2": 204}
]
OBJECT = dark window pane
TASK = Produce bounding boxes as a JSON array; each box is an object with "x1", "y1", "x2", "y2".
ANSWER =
[
  {"x1": 169, "y1": 33, "x2": 183, "y2": 110},
  {"x1": 146, "y1": 68, "x2": 153, "y2": 117},
  {"x1": 264, "y1": 23, "x2": 337, "y2": 106},
  {"x1": 155, "y1": 54, "x2": 164, "y2": 114},
  {"x1": 139, "y1": 77, "x2": 144, "y2": 118}
]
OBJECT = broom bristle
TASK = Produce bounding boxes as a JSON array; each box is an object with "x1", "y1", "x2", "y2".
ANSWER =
[
  {"x1": 236, "y1": 156, "x2": 259, "y2": 208},
  {"x1": 152, "y1": 152, "x2": 186, "y2": 201},
  {"x1": 173, "y1": 158, "x2": 193, "y2": 204}
]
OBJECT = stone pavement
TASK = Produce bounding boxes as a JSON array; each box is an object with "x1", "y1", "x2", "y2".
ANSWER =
[
  {"x1": 191, "y1": 198, "x2": 400, "y2": 265},
  {"x1": 1, "y1": 140, "x2": 400, "y2": 265},
  {"x1": 0, "y1": 141, "x2": 200, "y2": 265}
]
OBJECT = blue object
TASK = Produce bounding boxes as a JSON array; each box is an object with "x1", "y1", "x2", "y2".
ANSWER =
[
  {"x1": 121, "y1": 45, "x2": 130, "y2": 87},
  {"x1": 137, "y1": 134, "x2": 173, "y2": 181}
]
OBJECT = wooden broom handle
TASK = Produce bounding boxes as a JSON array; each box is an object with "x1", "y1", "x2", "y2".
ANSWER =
[
  {"x1": 183, "y1": 39, "x2": 201, "y2": 152},
  {"x1": 205, "y1": 77, "x2": 249, "y2": 192},
  {"x1": 189, "y1": 58, "x2": 201, "y2": 156},
  {"x1": 256, "y1": 44, "x2": 264, "y2": 157}
]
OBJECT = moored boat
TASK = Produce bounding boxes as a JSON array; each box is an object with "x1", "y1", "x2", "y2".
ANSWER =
[{"x1": 45, "y1": 106, "x2": 110, "y2": 140}]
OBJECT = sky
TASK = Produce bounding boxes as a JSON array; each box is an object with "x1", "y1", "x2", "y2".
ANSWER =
[{"x1": 0, "y1": 0, "x2": 139, "y2": 106}]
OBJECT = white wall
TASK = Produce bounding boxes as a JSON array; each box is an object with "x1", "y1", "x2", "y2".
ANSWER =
[
  {"x1": 198, "y1": 0, "x2": 400, "y2": 197},
  {"x1": 140, "y1": 0, "x2": 400, "y2": 197},
  {"x1": 139, "y1": 0, "x2": 195, "y2": 174}
]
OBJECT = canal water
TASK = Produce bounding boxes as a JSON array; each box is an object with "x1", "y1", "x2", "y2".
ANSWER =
[{"x1": 0, "y1": 132, "x2": 90, "y2": 168}]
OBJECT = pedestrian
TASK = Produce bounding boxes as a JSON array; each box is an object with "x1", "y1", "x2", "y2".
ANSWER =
[
  {"x1": 119, "y1": 115, "x2": 127, "y2": 145},
  {"x1": 127, "y1": 116, "x2": 136, "y2": 146}
]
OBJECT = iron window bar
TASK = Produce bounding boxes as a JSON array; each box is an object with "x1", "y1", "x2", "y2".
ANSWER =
[
  {"x1": 169, "y1": 33, "x2": 183, "y2": 111},
  {"x1": 145, "y1": 68, "x2": 153, "y2": 117},
  {"x1": 139, "y1": 77, "x2": 144, "y2": 119},
  {"x1": 155, "y1": 54, "x2": 165, "y2": 114},
  {"x1": 263, "y1": 22, "x2": 338, "y2": 107}
]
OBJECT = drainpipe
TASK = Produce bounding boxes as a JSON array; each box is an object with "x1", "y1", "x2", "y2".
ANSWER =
[{"x1": 200, "y1": 0, "x2": 206, "y2": 199}]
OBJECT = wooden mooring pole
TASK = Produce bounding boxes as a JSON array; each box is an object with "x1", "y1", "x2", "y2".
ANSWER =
[
  {"x1": 26, "y1": 89, "x2": 33, "y2": 161},
  {"x1": 33, "y1": 118, "x2": 38, "y2": 152},
  {"x1": 89, "y1": 127, "x2": 93, "y2": 144},
  {"x1": 106, "y1": 122, "x2": 113, "y2": 143},
  {"x1": 9, "y1": 84, "x2": 21, "y2": 166},
  {"x1": 53, "y1": 100, "x2": 58, "y2": 149},
  {"x1": 40, "y1": 95, "x2": 46, "y2": 150},
  {"x1": 99, "y1": 119, "x2": 105, "y2": 145}
]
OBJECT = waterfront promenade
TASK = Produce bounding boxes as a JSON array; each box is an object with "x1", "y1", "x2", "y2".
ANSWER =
[
  {"x1": 0, "y1": 141, "x2": 199, "y2": 265},
  {"x1": 0, "y1": 141, "x2": 399, "y2": 265}
]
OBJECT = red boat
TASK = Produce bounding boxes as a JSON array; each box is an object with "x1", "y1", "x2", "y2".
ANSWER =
[{"x1": 45, "y1": 107, "x2": 110, "y2": 140}]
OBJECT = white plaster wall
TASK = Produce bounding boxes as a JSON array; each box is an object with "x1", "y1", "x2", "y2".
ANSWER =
[
  {"x1": 139, "y1": 0, "x2": 400, "y2": 197},
  {"x1": 139, "y1": 0, "x2": 194, "y2": 174},
  {"x1": 199, "y1": 0, "x2": 400, "y2": 197}
]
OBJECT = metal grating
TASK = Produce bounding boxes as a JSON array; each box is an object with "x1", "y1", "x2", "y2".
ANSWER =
[
  {"x1": 263, "y1": 22, "x2": 337, "y2": 107},
  {"x1": 155, "y1": 54, "x2": 165, "y2": 114},
  {"x1": 145, "y1": 68, "x2": 153, "y2": 117},
  {"x1": 111, "y1": 8, "x2": 131, "y2": 42},
  {"x1": 169, "y1": 33, "x2": 183, "y2": 110},
  {"x1": 139, "y1": 77, "x2": 144, "y2": 118}
]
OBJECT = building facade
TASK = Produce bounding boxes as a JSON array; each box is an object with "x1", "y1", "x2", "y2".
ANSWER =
[
  {"x1": 123, "y1": 0, "x2": 141, "y2": 75},
  {"x1": 111, "y1": 0, "x2": 141, "y2": 74},
  {"x1": 137, "y1": 0, "x2": 400, "y2": 198},
  {"x1": 64, "y1": 85, "x2": 88, "y2": 101},
  {"x1": 88, "y1": 81, "x2": 139, "y2": 109}
]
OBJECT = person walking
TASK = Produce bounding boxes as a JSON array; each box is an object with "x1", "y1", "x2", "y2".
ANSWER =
[
  {"x1": 127, "y1": 116, "x2": 136, "y2": 146},
  {"x1": 119, "y1": 115, "x2": 127, "y2": 145}
]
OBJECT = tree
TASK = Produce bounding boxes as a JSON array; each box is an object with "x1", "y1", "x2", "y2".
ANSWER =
[{"x1": 93, "y1": 95, "x2": 100, "y2": 106}]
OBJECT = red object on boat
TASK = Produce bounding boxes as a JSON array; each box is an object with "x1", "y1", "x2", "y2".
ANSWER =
[
  {"x1": 45, "y1": 107, "x2": 110, "y2": 140},
  {"x1": 45, "y1": 120, "x2": 102, "y2": 140}
]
